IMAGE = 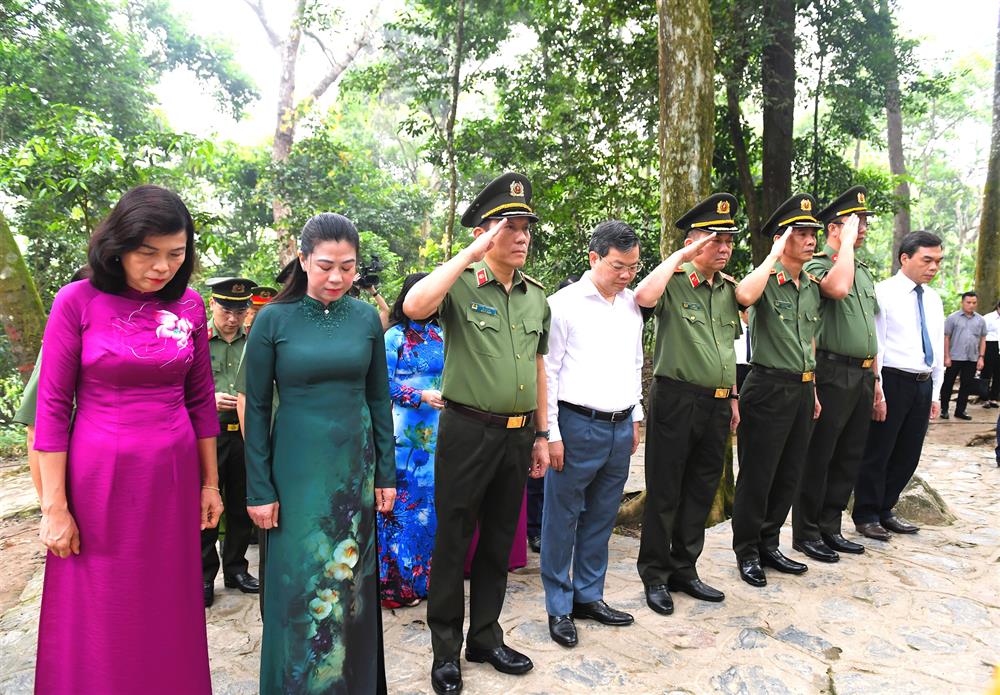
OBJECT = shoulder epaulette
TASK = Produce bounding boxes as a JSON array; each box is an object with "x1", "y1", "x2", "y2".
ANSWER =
[
  {"x1": 807, "y1": 272, "x2": 820, "y2": 284},
  {"x1": 674, "y1": 267, "x2": 686, "y2": 274},
  {"x1": 769, "y1": 269, "x2": 778, "y2": 275},
  {"x1": 812, "y1": 251, "x2": 828, "y2": 258},
  {"x1": 463, "y1": 265, "x2": 475, "y2": 272},
  {"x1": 720, "y1": 272, "x2": 736, "y2": 284},
  {"x1": 522, "y1": 273, "x2": 545, "y2": 290}
]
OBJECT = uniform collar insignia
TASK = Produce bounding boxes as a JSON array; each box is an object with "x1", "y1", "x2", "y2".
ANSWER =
[
  {"x1": 689, "y1": 271, "x2": 700, "y2": 288},
  {"x1": 776, "y1": 271, "x2": 787, "y2": 285},
  {"x1": 476, "y1": 268, "x2": 489, "y2": 287}
]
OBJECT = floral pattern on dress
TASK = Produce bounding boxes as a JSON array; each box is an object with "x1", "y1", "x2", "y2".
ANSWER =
[{"x1": 377, "y1": 321, "x2": 444, "y2": 607}]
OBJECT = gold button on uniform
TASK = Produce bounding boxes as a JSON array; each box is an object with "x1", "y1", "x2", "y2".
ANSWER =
[
  {"x1": 519, "y1": 384, "x2": 525, "y2": 391},
  {"x1": 479, "y1": 320, "x2": 485, "y2": 326}
]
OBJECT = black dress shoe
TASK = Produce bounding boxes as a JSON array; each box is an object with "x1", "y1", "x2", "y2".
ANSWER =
[
  {"x1": 548, "y1": 615, "x2": 577, "y2": 647},
  {"x1": 760, "y1": 549, "x2": 808, "y2": 574},
  {"x1": 821, "y1": 533, "x2": 865, "y2": 554},
  {"x1": 940, "y1": 411, "x2": 950, "y2": 419},
  {"x1": 572, "y1": 600, "x2": 634, "y2": 625},
  {"x1": 667, "y1": 576, "x2": 725, "y2": 602},
  {"x1": 224, "y1": 571, "x2": 260, "y2": 593},
  {"x1": 203, "y1": 581, "x2": 214, "y2": 608},
  {"x1": 464, "y1": 645, "x2": 533, "y2": 675},
  {"x1": 738, "y1": 557, "x2": 766, "y2": 587},
  {"x1": 644, "y1": 584, "x2": 674, "y2": 615},
  {"x1": 881, "y1": 514, "x2": 919, "y2": 534},
  {"x1": 792, "y1": 539, "x2": 839, "y2": 563},
  {"x1": 855, "y1": 521, "x2": 891, "y2": 541},
  {"x1": 431, "y1": 659, "x2": 462, "y2": 695},
  {"x1": 528, "y1": 535, "x2": 541, "y2": 553},
  {"x1": 954, "y1": 412, "x2": 972, "y2": 420}
]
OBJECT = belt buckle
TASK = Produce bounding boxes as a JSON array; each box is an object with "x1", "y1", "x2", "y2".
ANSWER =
[
  {"x1": 713, "y1": 388, "x2": 730, "y2": 399},
  {"x1": 802, "y1": 372, "x2": 814, "y2": 382},
  {"x1": 506, "y1": 415, "x2": 525, "y2": 429},
  {"x1": 861, "y1": 358, "x2": 874, "y2": 369},
  {"x1": 226, "y1": 423, "x2": 240, "y2": 432}
]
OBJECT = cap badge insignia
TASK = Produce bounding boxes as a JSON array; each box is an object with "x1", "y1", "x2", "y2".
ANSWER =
[
  {"x1": 232, "y1": 283, "x2": 245, "y2": 293},
  {"x1": 510, "y1": 180, "x2": 525, "y2": 197},
  {"x1": 857, "y1": 192, "x2": 866, "y2": 204},
  {"x1": 717, "y1": 200, "x2": 731, "y2": 215},
  {"x1": 800, "y1": 199, "x2": 812, "y2": 212}
]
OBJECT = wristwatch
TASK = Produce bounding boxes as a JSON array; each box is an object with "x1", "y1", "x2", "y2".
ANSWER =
[{"x1": 534, "y1": 430, "x2": 550, "y2": 440}]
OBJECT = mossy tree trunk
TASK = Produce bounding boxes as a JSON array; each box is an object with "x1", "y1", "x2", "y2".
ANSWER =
[
  {"x1": 656, "y1": 0, "x2": 715, "y2": 258},
  {"x1": 976, "y1": 5, "x2": 1000, "y2": 308},
  {"x1": 0, "y1": 212, "x2": 46, "y2": 383}
]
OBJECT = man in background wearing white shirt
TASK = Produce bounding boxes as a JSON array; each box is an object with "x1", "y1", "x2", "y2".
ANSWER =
[
  {"x1": 979, "y1": 298, "x2": 1000, "y2": 409},
  {"x1": 541, "y1": 221, "x2": 644, "y2": 648},
  {"x1": 854, "y1": 231, "x2": 945, "y2": 540}
]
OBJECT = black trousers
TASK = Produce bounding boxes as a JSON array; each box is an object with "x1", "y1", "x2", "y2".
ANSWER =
[
  {"x1": 426, "y1": 408, "x2": 533, "y2": 659},
  {"x1": 793, "y1": 360, "x2": 874, "y2": 540},
  {"x1": 637, "y1": 379, "x2": 730, "y2": 586},
  {"x1": 526, "y1": 475, "x2": 544, "y2": 538},
  {"x1": 732, "y1": 370, "x2": 815, "y2": 560},
  {"x1": 201, "y1": 429, "x2": 253, "y2": 582},
  {"x1": 983, "y1": 341, "x2": 1000, "y2": 400},
  {"x1": 854, "y1": 370, "x2": 932, "y2": 524},
  {"x1": 940, "y1": 360, "x2": 976, "y2": 415}
]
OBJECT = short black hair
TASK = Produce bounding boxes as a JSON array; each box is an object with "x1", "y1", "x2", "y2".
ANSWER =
[
  {"x1": 589, "y1": 220, "x2": 639, "y2": 256},
  {"x1": 897, "y1": 230, "x2": 943, "y2": 263},
  {"x1": 961, "y1": 291, "x2": 978, "y2": 300},
  {"x1": 87, "y1": 185, "x2": 196, "y2": 301}
]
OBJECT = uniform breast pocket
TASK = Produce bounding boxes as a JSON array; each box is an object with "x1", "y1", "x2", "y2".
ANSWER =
[
  {"x1": 863, "y1": 287, "x2": 878, "y2": 314},
  {"x1": 772, "y1": 301, "x2": 795, "y2": 324},
  {"x1": 517, "y1": 317, "x2": 544, "y2": 356},
  {"x1": 465, "y1": 309, "x2": 501, "y2": 357}
]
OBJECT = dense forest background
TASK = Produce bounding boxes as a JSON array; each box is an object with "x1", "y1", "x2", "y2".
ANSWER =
[{"x1": 2, "y1": 0, "x2": 999, "y2": 425}]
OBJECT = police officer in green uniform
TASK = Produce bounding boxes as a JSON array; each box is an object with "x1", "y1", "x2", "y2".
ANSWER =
[
  {"x1": 203, "y1": 277, "x2": 259, "y2": 607},
  {"x1": 732, "y1": 194, "x2": 823, "y2": 587},
  {"x1": 14, "y1": 350, "x2": 42, "y2": 499},
  {"x1": 245, "y1": 285, "x2": 278, "y2": 333},
  {"x1": 634, "y1": 193, "x2": 742, "y2": 614},
  {"x1": 792, "y1": 187, "x2": 881, "y2": 562},
  {"x1": 404, "y1": 172, "x2": 551, "y2": 695}
]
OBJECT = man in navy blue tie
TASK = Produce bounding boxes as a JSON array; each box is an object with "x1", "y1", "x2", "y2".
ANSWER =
[{"x1": 853, "y1": 231, "x2": 945, "y2": 540}]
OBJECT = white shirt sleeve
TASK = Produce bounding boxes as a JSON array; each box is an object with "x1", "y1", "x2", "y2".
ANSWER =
[
  {"x1": 544, "y1": 297, "x2": 568, "y2": 443},
  {"x1": 930, "y1": 292, "x2": 945, "y2": 400}
]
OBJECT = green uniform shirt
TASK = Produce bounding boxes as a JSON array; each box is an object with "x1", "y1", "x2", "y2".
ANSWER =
[
  {"x1": 748, "y1": 260, "x2": 821, "y2": 373},
  {"x1": 804, "y1": 244, "x2": 880, "y2": 360},
  {"x1": 652, "y1": 263, "x2": 742, "y2": 389},
  {"x1": 439, "y1": 260, "x2": 551, "y2": 414},
  {"x1": 210, "y1": 324, "x2": 247, "y2": 426},
  {"x1": 13, "y1": 348, "x2": 41, "y2": 426}
]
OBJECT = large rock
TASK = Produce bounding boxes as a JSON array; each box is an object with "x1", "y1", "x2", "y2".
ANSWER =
[{"x1": 893, "y1": 474, "x2": 956, "y2": 526}]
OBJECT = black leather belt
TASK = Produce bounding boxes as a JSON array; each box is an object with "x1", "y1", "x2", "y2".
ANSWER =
[
  {"x1": 655, "y1": 376, "x2": 732, "y2": 399},
  {"x1": 817, "y1": 350, "x2": 874, "y2": 369},
  {"x1": 446, "y1": 401, "x2": 535, "y2": 429},
  {"x1": 751, "y1": 365, "x2": 815, "y2": 383},
  {"x1": 882, "y1": 367, "x2": 932, "y2": 382},
  {"x1": 559, "y1": 400, "x2": 635, "y2": 422}
]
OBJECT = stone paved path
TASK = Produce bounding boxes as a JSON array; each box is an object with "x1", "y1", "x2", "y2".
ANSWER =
[{"x1": 1, "y1": 441, "x2": 998, "y2": 694}]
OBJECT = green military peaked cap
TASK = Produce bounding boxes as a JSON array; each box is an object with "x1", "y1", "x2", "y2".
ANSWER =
[
  {"x1": 760, "y1": 193, "x2": 823, "y2": 237},
  {"x1": 206, "y1": 277, "x2": 255, "y2": 309},
  {"x1": 675, "y1": 193, "x2": 740, "y2": 233},
  {"x1": 817, "y1": 186, "x2": 876, "y2": 226},
  {"x1": 461, "y1": 172, "x2": 540, "y2": 228},
  {"x1": 250, "y1": 286, "x2": 278, "y2": 307}
]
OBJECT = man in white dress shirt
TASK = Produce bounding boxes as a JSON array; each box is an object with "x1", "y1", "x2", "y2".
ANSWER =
[
  {"x1": 853, "y1": 231, "x2": 945, "y2": 540},
  {"x1": 982, "y1": 299, "x2": 1000, "y2": 409},
  {"x1": 541, "y1": 221, "x2": 644, "y2": 648}
]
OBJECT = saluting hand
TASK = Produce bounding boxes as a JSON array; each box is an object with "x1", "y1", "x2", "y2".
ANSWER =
[
  {"x1": 464, "y1": 218, "x2": 509, "y2": 263},
  {"x1": 675, "y1": 232, "x2": 717, "y2": 264},
  {"x1": 840, "y1": 214, "x2": 860, "y2": 247},
  {"x1": 768, "y1": 228, "x2": 793, "y2": 260}
]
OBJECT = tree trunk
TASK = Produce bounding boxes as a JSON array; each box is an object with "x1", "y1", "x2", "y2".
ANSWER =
[
  {"x1": 0, "y1": 212, "x2": 47, "y2": 383},
  {"x1": 976, "y1": 6, "x2": 1000, "y2": 308},
  {"x1": 760, "y1": 0, "x2": 795, "y2": 256},
  {"x1": 881, "y1": 0, "x2": 910, "y2": 272},
  {"x1": 656, "y1": 0, "x2": 715, "y2": 258},
  {"x1": 725, "y1": 85, "x2": 761, "y2": 236},
  {"x1": 443, "y1": 0, "x2": 466, "y2": 261}
]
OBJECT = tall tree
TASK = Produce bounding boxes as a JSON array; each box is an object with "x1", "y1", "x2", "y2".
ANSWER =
[
  {"x1": 0, "y1": 211, "x2": 45, "y2": 383},
  {"x1": 242, "y1": 0, "x2": 380, "y2": 260},
  {"x1": 976, "y1": 7, "x2": 1000, "y2": 308},
  {"x1": 442, "y1": 0, "x2": 466, "y2": 260},
  {"x1": 656, "y1": 0, "x2": 715, "y2": 256},
  {"x1": 759, "y1": 0, "x2": 795, "y2": 261},
  {"x1": 878, "y1": 0, "x2": 911, "y2": 271}
]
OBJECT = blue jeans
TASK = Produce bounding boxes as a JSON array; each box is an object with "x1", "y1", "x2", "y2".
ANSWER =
[{"x1": 540, "y1": 405, "x2": 633, "y2": 616}]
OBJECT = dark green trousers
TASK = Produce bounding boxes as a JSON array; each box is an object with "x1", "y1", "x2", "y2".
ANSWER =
[
  {"x1": 201, "y1": 429, "x2": 253, "y2": 582},
  {"x1": 793, "y1": 359, "x2": 874, "y2": 540},
  {"x1": 426, "y1": 408, "x2": 533, "y2": 659},
  {"x1": 637, "y1": 378, "x2": 730, "y2": 586},
  {"x1": 732, "y1": 369, "x2": 815, "y2": 560}
]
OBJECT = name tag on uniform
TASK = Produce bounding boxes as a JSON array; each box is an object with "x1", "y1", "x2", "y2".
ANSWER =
[
  {"x1": 470, "y1": 303, "x2": 497, "y2": 316},
  {"x1": 682, "y1": 302, "x2": 703, "y2": 311}
]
